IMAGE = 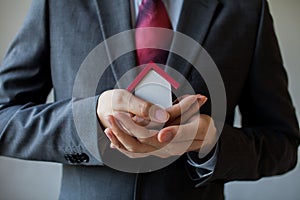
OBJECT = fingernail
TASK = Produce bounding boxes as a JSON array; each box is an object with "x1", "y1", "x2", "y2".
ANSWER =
[
  {"x1": 134, "y1": 116, "x2": 144, "y2": 123},
  {"x1": 197, "y1": 95, "x2": 208, "y2": 105},
  {"x1": 154, "y1": 108, "x2": 169, "y2": 122},
  {"x1": 161, "y1": 132, "x2": 173, "y2": 143},
  {"x1": 197, "y1": 94, "x2": 206, "y2": 100}
]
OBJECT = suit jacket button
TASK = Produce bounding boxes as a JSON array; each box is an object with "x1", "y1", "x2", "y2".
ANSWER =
[
  {"x1": 65, "y1": 153, "x2": 89, "y2": 164},
  {"x1": 78, "y1": 153, "x2": 89, "y2": 163},
  {"x1": 72, "y1": 154, "x2": 81, "y2": 163},
  {"x1": 64, "y1": 154, "x2": 75, "y2": 163}
]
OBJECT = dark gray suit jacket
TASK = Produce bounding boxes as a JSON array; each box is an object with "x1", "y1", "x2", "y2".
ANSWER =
[{"x1": 0, "y1": 0, "x2": 299, "y2": 199}]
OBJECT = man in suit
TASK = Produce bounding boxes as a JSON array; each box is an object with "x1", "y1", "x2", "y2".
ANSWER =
[{"x1": 0, "y1": 0, "x2": 299, "y2": 199}]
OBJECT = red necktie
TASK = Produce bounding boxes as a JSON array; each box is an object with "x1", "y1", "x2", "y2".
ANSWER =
[{"x1": 135, "y1": 0, "x2": 173, "y2": 65}]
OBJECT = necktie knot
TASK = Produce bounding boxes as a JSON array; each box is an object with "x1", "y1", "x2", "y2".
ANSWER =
[
  {"x1": 136, "y1": 0, "x2": 171, "y2": 29},
  {"x1": 135, "y1": 0, "x2": 173, "y2": 65},
  {"x1": 140, "y1": 0, "x2": 159, "y2": 12}
]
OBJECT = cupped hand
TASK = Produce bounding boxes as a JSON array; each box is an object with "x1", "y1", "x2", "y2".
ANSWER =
[
  {"x1": 97, "y1": 89, "x2": 169, "y2": 129},
  {"x1": 104, "y1": 112, "x2": 217, "y2": 158},
  {"x1": 131, "y1": 94, "x2": 207, "y2": 129},
  {"x1": 103, "y1": 94, "x2": 217, "y2": 159}
]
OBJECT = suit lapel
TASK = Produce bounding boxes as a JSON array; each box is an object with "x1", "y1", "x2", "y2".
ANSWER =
[
  {"x1": 166, "y1": 0, "x2": 220, "y2": 81},
  {"x1": 94, "y1": 0, "x2": 137, "y2": 88},
  {"x1": 93, "y1": 0, "x2": 220, "y2": 89}
]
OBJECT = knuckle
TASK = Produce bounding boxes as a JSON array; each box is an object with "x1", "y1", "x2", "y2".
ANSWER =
[
  {"x1": 127, "y1": 146, "x2": 137, "y2": 152},
  {"x1": 140, "y1": 102, "x2": 151, "y2": 117},
  {"x1": 114, "y1": 93, "x2": 124, "y2": 105},
  {"x1": 113, "y1": 89, "x2": 129, "y2": 105},
  {"x1": 118, "y1": 89, "x2": 129, "y2": 96},
  {"x1": 138, "y1": 138, "x2": 146, "y2": 143}
]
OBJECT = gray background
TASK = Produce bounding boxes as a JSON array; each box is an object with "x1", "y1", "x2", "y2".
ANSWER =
[{"x1": 0, "y1": 0, "x2": 299, "y2": 199}]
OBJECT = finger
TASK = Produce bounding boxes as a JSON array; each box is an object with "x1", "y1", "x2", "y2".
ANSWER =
[
  {"x1": 111, "y1": 137, "x2": 183, "y2": 159},
  {"x1": 107, "y1": 130, "x2": 173, "y2": 158},
  {"x1": 110, "y1": 144, "x2": 149, "y2": 158},
  {"x1": 167, "y1": 100, "x2": 201, "y2": 126},
  {"x1": 132, "y1": 115, "x2": 165, "y2": 129},
  {"x1": 116, "y1": 142, "x2": 178, "y2": 159},
  {"x1": 167, "y1": 95, "x2": 207, "y2": 122},
  {"x1": 112, "y1": 89, "x2": 169, "y2": 123},
  {"x1": 197, "y1": 95, "x2": 208, "y2": 107},
  {"x1": 115, "y1": 146, "x2": 175, "y2": 159},
  {"x1": 172, "y1": 95, "x2": 189, "y2": 104},
  {"x1": 111, "y1": 140, "x2": 173, "y2": 159},
  {"x1": 186, "y1": 140, "x2": 203, "y2": 152},
  {"x1": 157, "y1": 125, "x2": 193, "y2": 143},
  {"x1": 160, "y1": 115, "x2": 218, "y2": 157},
  {"x1": 132, "y1": 115, "x2": 151, "y2": 126},
  {"x1": 186, "y1": 137, "x2": 217, "y2": 158},
  {"x1": 167, "y1": 95, "x2": 197, "y2": 121},
  {"x1": 107, "y1": 115, "x2": 145, "y2": 152},
  {"x1": 158, "y1": 117, "x2": 202, "y2": 143},
  {"x1": 196, "y1": 115, "x2": 218, "y2": 157},
  {"x1": 114, "y1": 112, "x2": 157, "y2": 138},
  {"x1": 104, "y1": 128, "x2": 124, "y2": 149},
  {"x1": 159, "y1": 140, "x2": 194, "y2": 157},
  {"x1": 138, "y1": 134, "x2": 167, "y2": 149},
  {"x1": 108, "y1": 115, "x2": 162, "y2": 153}
]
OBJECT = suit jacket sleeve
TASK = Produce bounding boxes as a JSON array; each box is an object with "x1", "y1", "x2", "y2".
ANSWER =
[
  {"x1": 0, "y1": 0, "x2": 103, "y2": 165},
  {"x1": 191, "y1": 0, "x2": 300, "y2": 186}
]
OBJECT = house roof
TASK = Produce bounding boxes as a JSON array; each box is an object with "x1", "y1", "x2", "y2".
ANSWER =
[{"x1": 127, "y1": 62, "x2": 180, "y2": 92}]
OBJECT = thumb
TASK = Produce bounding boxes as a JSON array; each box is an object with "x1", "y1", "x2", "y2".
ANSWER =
[
  {"x1": 157, "y1": 126, "x2": 179, "y2": 143},
  {"x1": 128, "y1": 95, "x2": 170, "y2": 123}
]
